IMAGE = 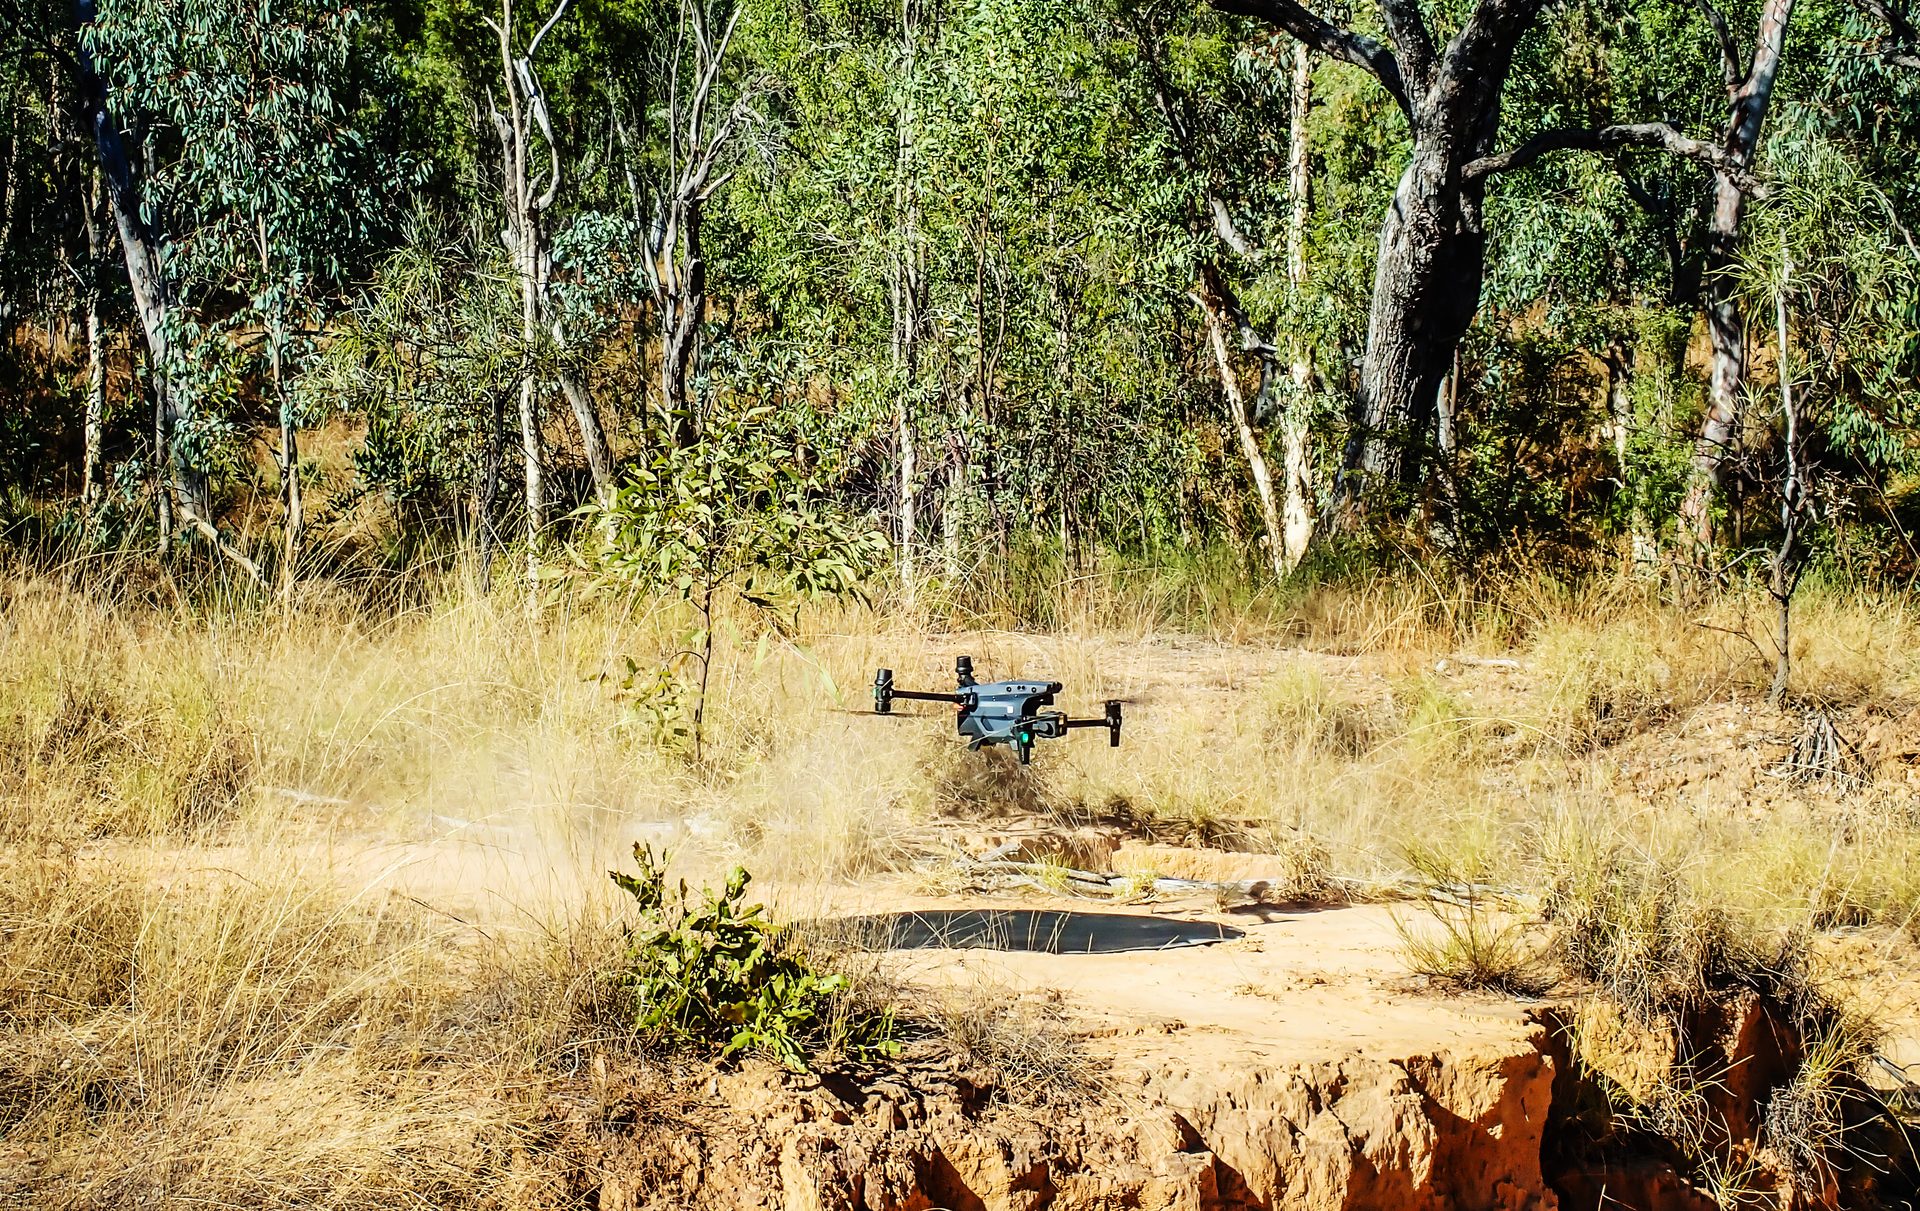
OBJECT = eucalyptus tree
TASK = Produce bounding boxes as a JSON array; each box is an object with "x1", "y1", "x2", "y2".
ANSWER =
[
  {"x1": 484, "y1": 0, "x2": 621, "y2": 549},
  {"x1": 892, "y1": 0, "x2": 934, "y2": 592},
  {"x1": 1281, "y1": 41, "x2": 1315, "y2": 560},
  {"x1": 1725, "y1": 112, "x2": 1920, "y2": 691},
  {"x1": 69, "y1": 0, "x2": 204, "y2": 551},
  {"x1": 74, "y1": 0, "x2": 396, "y2": 584},
  {"x1": 1674, "y1": 0, "x2": 1797, "y2": 555},
  {"x1": 638, "y1": 0, "x2": 757, "y2": 448},
  {"x1": 1207, "y1": 0, "x2": 1766, "y2": 529},
  {"x1": 1132, "y1": 2, "x2": 1316, "y2": 573}
]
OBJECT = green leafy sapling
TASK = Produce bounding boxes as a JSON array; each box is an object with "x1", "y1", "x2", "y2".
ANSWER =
[
  {"x1": 609, "y1": 845, "x2": 895, "y2": 1072},
  {"x1": 577, "y1": 407, "x2": 889, "y2": 760}
]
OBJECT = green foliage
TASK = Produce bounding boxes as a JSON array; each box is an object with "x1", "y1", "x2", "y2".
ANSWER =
[
  {"x1": 581, "y1": 407, "x2": 888, "y2": 756},
  {"x1": 588, "y1": 408, "x2": 889, "y2": 618},
  {"x1": 7, "y1": 0, "x2": 1920, "y2": 581},
  {"x1": 608, "y1": 845, "x2": 895, "y2": 1071},
  {"x1": 314, "y1": 219, "x2": 524, "y2": 526}
]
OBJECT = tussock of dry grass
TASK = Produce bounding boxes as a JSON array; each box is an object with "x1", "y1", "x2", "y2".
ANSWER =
[
  {"x1": 913, "y1": 983, "x2": 1102, "y2": 1108},
  {"x1": 0, "y1": 843, "x2": 608, "y2": 1209}
]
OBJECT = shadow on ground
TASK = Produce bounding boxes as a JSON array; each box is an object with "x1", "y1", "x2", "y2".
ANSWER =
[{"x1": 819, "y1": 909, "x2": 1242, "y2": 954}]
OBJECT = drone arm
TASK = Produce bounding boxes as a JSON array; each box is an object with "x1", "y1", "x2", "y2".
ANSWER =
[
  {"x1": 1059, "y1": 700, "x2": 1123, "y2": 747},
  {"x1": 873, "y1": 667, "x2": 968, "y2": 714},
  {"x1": 891, "y1": 689, "x2": 969, "y2": 704}
]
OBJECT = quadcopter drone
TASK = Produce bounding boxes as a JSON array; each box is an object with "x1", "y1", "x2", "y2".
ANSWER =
[{"x1": 871, "y1": 655, "x2": 1122, "y2": 764}]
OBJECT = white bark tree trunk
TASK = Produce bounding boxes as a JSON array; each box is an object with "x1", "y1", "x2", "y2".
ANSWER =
[
  {"x1": 1280, "y1": 41, "x2": 1316, "y2": 568},
  {"x1": 490, "y1": 0, "x2": 612, "y2": 555},
  {"x1": 1677, "y1": 0, "x2": 1796, "y2": 556},
  {"x1": 79, "y1": 171, "x2": 104, "y2": 517},
  {"x1": 1201, "y1": 293, "x2": 1287, "y2": 580},
  {"x1": 890, "y1": 0, "x2": 925, "y2": 601}
]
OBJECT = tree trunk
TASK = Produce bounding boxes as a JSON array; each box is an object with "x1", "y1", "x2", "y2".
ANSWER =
[
  {"x1": 552, "y1": 311, "x2": 614, "y2": 497},
  {"x1": 1768, "y1": 234, "x2": 1799, "y2": 706},
  {"x1": 1679, "y1": 170, "x2": 1750, "y2": 555},
  {"x1": 79, "y1": 170, "x2": 104, "y2": 517},
  {"x1": 943, "y1": 449, "x2": 966, "y2": 582},
  {"x1": 1333, "y1": 147, "x2": 1489, "y2": 523},
  {"x1": 79, "y1": 4, "x2": 261, "y2": 579},
  {"x1": 891, "y1": 0, "x2": 925, "y2": 600},
  {"x1": 1280, "y1": 41, "x2": 1315, "y2": 568},
  {"x1": 1200, "y1": 290, "x2": 1286, "y2": 580},
  {"x1": 270, "y1": 318, "x2": 302, "y2": 597},
  {"x1": 642, "y1": 1, "x2": 746, "y2": 451},
  {"x1": 1677, "y1": 0, "x2": 1796, "y2": 555},
  {"x1": 1603, "y1": 336, "x2": 1633, "y2": 474},
  {"x1": 254, "y1": 217, "x2": 303, "y2": 598},
  {"x1": 478, "y1": 388, "x2": 506, "y2": 594},
  {"x1": 518, "y1": 321, "x2": 545, "y2": 546},
  {"x1": 555, "y1": 355, "x2": 614, "y2": 496},
  {"x1": 659, "y1": 195, "x2": 704, "y2": 448},
  {"x1": 75, "y1": 2, "x2": 216, "y2": 536},
  {"x1": 82, "y1": 297, "x2": 105, "y2": 514}
]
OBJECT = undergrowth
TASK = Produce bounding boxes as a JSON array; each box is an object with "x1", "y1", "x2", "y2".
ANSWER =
[
  {"x1": 610, "y1": 845, "x2": 896, "y2": 1072},
  {"x1": 3, "y1": 552, "x2": 1918, "y2": 1205}
]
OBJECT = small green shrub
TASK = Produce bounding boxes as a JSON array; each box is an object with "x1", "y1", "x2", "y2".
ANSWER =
[
  {"x1": 609, "y1": 845, "x2": 894, "y2": 1071},
  {"x1": 578, "y1": 408, "x2": 889, "y2": 762}
]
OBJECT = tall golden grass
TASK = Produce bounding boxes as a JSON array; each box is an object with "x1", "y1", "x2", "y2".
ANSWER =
[{"x1": 3, "y1": 553, "x2": 1917, "y2": 1205}]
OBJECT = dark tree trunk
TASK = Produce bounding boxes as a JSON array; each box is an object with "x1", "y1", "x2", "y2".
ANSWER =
[
  {"x1": 1213, "y1": 0, "x2": 1769, "y2": 531},
  {"x1": 1338, "y1": 158, "x2": 1490, "y2": 514},
  {"x1": 659, "y1": 195, "x2": 704, "y2": 448},
  {"x1": 1213, "y1": 0, "x2": 1545, "y2": 527}
]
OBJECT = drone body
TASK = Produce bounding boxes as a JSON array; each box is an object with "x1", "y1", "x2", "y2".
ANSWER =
[{"x1": 872, "y1": 656, "x2": 1121, "y2": 764}]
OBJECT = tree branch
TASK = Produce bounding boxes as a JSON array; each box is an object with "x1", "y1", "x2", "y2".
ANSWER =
[
  {"x1": 1697, "y1": 0, "x2": 1746, "y2": 90},
  {"x1": 1852, "y1": 0, "x2": 1920, "y2": 66},
  {"x1": 1440, "y1": 0, "x2": 1550, "y2": 106},
  {"x1": 1376, "y1": 0, "x2": 1437, "y2": 97},
  {"x1": 526, "y1": 0, "x2": 571, "y2": 59},
  {"x1": 1464, "y1": 121, "x2": 1769, "y2": 195},
  {"x1": 1208, "y1": 0, "x2": 1412, "y2": 119},
  {"x1": 1210, "y1": 194, "x2": 1263, "y2": 260}
]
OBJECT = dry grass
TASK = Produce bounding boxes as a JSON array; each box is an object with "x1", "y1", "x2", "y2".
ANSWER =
[
  {"x1": 0, "y1": 843, "x2": 607, "y2": 1209},
  {"x1": 3, "y1": 555, "x2": 1919, "y2": 1203},
  {"x1": 912, "y1": 984, "x2": 1102, "y2": 1108}
]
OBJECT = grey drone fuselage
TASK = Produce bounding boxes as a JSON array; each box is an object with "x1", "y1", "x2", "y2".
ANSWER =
[{"x1": 872, "y1": 655, "x2": 1121, "y2": 764}]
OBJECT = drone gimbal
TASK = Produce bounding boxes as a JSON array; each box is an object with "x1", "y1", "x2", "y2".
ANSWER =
[{"x1": 872, "y1": 655, "x2": 1122, "y2": 764}]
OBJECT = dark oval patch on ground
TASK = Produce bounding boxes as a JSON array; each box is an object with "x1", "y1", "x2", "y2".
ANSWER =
[{"x1": 817, "y1": 909, "x2": 1242, "y2": 954}]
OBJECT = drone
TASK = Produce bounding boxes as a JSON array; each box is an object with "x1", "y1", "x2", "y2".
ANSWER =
[{"x1": 871, "y1": 655, "x2": 1122, "y2": 764}]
